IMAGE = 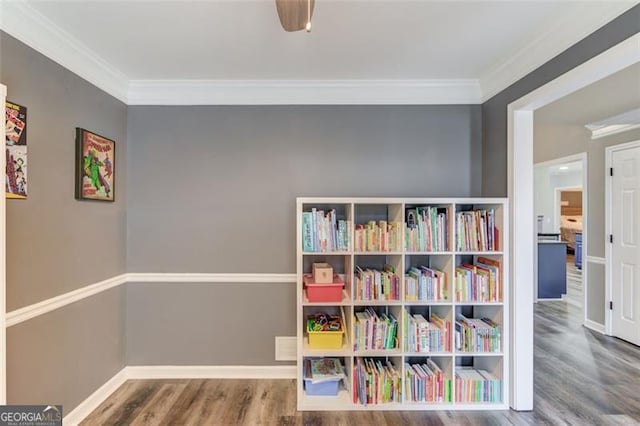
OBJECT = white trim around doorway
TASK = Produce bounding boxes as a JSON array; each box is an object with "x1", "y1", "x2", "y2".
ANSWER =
[
  {"x1": 0, "y1": 83, "x2": 6, "y2": 405},
  {"x1": 508, "y1": 33, "x2": 639, "y2": 411}
]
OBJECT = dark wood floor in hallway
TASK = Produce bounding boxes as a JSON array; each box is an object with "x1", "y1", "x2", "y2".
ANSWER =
[{"x1": 81, "y1": 302, "x2": 640, "y2": 425}]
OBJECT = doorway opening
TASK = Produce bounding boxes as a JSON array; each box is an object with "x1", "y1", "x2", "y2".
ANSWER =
[
  {"x1": 534, "y1": 156, "x2": 586, "y2": 312},
  {"x1": 508, "y1": 33, "x2": 639, "y2": 410}
]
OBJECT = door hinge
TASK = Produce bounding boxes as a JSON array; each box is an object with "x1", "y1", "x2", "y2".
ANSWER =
[
  {"x1": 610, "y1": 167, "x2": 613, "y2": 177},
  {"x1": 610, "y1": 234, "x2": 613, "y2": 244},
  {"x1": 609, "y1": 301, "x2": 613, "y2": 310}
]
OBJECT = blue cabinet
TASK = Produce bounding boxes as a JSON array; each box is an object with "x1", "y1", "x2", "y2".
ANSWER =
[
  {"x1": 575, "y1": 232, "x2": 583, "y2": 270},
  {"x1": 538, "y1": 242, "x2": 567, "y2": 299}
]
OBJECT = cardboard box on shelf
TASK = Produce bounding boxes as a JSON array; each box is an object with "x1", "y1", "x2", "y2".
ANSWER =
[{"x1": 312, "y1": 263, "x2": 333, "y2": 283}]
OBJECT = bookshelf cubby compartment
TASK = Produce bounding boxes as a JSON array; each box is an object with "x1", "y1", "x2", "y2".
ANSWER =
[
  {"x1": 297, "y1": 198, "x2": 508, "y2": 411},
  {"x1": 405, "y1": 356, "x2": 454, "y2": 404}
]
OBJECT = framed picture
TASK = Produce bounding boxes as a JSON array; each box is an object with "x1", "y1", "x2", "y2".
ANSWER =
[
  {"x1": 5, "y1": 101, "x2": 28, "y2": 199},
  {"x1": 75, "y1": 128, "x2": 115, "y2": 201}
]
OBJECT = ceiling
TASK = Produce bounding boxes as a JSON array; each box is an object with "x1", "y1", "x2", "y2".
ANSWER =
[
  {"x1": 1, "y1": 0, "x2": 636, "y2": 104},
  {"x1": 549, "y1": 161, "x2": 582, "y2": 175},
  {"x1": 535, "y1": 62, "x2": 640, "y2": 127}
]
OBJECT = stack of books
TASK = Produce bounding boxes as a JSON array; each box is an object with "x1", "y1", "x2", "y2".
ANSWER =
[
  {"x1": 354, "y1": 308, "x2": 398, "y2": 351},
  {"x1": 405, "y1": 207, "x2": 449, "y2": 252},
  {"x1": 353, "y1": 358, "x2": 402, "y2": 405},
  {"x1": 404, "y1": 311, "x2": 451, "y2": 353},
  {"x1": 355, "y1": 265, "x2": 400, "y2": 301},
  {"x1": 455, "y1": 209, "x2": 498, "y2": 251},
  {"x1": 405, "y1": 266, "x2": 448, "y2": 302},
  {"x1": 455, "y1": 315, "x2": 501, "y2": 353},
  {"x1": 354, "y1": 220, "x2": 402, "y2": 252},
  {"x1": 302, "y1": 208, "x2": 352, "y2": 252},
  {"x1": 455, "y1": 368, "x2": 502, "y2": 403},
  {"x1": 405, "y1": 360, "x2": 452, "y2": 403},
  {"x1": 455, "y1": 257, "x2": 502, "y2": 302}
]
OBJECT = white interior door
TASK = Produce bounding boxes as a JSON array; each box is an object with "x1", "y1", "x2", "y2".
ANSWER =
[{"x1": 611, "y1": 143, "x2": 640, "y2": 346}]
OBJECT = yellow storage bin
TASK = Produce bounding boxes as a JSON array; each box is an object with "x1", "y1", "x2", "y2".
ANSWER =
[{"x1": 307, "y1": 314, "x2": 344, "y2": 350}]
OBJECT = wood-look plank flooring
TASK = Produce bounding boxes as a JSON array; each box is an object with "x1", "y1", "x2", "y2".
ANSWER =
[{"x1": 81, "y1": 302, "x2": 640, "y2": 425}]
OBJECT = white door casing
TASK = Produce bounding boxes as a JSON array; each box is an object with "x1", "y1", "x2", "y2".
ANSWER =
[
  {"x1": 1, "y1": 83, "x2": 6, "y2": 405},
  {"x1": 609, "y1": 141, "x2": 640, "y2": 345},
  {"x1": 509, "y1": 33, "x2": 639, "y2": 410}
]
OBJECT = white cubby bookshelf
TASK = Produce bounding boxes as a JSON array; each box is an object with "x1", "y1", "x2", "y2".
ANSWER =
[{"x1": 296, "y1": 197, "x2": 509, "y2": 411}]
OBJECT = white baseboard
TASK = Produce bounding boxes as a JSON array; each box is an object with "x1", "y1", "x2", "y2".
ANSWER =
[
  {"x1": 63, "y1": 367, "x2": 129, "y2": 426},
  {"x1": 585, "y1": 256, "x2": 606, "y2": 265},
  {"x1": 63, "y1": 365, "x2": 296, "y2": 425},
  {"x1": 584, "y1": 319, "x2": 606, "y2": 334},
  {"x1": 126, "y1": 365, "x2": 296, "y2": 380}
]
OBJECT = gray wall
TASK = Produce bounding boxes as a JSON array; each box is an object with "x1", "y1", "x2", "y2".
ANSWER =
[
  {"x1": 1, "y1": 32, "x2": 127, "y2": 410},
  {"x1": 126, "y1": 282, "x2": 294, "y2": 365},
  {"x1": 535, "y1": 123, "x2": 640, "y2": 325},
  {"x1": 1, "y1": 32, "x2": 128, "y2": 309},
  {"x1": 482, "y1": 5, "x2": 640, "y2": 196},
  {"x1": 126, "y1": 104, "x2": 481, "y2": 364},
  {"x1": 7, "y1": 288, "x2": 125, "y2": 411},
  {"x1": 586, "y1": 262, "x2": 606, "y2": 325},
  {"x1": 127, "y1": 105, "x2": 482, "y2": 273}
]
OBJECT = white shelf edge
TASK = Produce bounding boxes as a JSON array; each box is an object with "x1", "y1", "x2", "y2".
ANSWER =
[
  {"x1": 404, "y1": 352, "x2": 454, "y2": 357},
  {"x1": 454, "y1": 352, "x2": 504, "y2": 357},
  {"x1": 353, "y1": 301, "x2": 403, "y2": 306}
]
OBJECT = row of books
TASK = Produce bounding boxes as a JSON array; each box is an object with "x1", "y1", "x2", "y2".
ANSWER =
[
  {"x1": 353, "y1": 358, "x2": 402, "y2": 405},
  {"x1": 302, "y1": 209, "x2": 352, "y2": 252},
  {"x1": 454, "y1": 257, "x2": 502, "y2": 302},
  {"x1": 405, "y1": 360, "x2": 452, "y2": 403},
  {"x1": 354, "y1": 221, "x2": 403, "y2": 252},
  {"x1": 455, "y1": 368, "x2": 502, "y2": 403},
  {"x1": 405, "y1": 207, "x2": 449, "y2": 252},
  {"x1": 455, "y1": 209, "x2": 498, "y2": 252},
  {"x1": 354, "y1": 308, "x2": 398, "y2": 351},
  {"x1": 405, "y1": 265, "x2": 448, "y2": 302},
  {"x1": 404, "y1": 311, "x2": 451, "y2": 353},
  {"x1": 455, "y1": 315, "x2": 501, "y2": 353},
  {"x1": 355, "y1": 265, "x2": 400, "y2": 301}
]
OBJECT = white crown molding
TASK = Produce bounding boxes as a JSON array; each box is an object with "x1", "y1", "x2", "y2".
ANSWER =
[
  {"x1": 587, "y1": 108, "x2": 640, "y2": 139},
  {"x1": 479, "y1": 3, "x2": 637, "y2": 103},
  {"x1": 0, "y1": 0, "x2": 129, "y2": 103},
  {"x1": 5, "y1": 274, "x2": 128, "y2": 328},
  {"x1": 590, "y1": 124, "x2": 640, "y2": 140},
  {"x1": 63, "y1": 367, "x2": 129, "y2": 426},
  {"x1": 127, "y1": 79, "x2": 482, "y2": 105},
  {"x1": 126, "y1": 365, "x2": 296, "y2": 380},
  {"x1": 126, "y1": 272, "x2": 296, "y2": 283},
  {"x1": 0, "y1": 1, "x2": 633, "y2": 105}
]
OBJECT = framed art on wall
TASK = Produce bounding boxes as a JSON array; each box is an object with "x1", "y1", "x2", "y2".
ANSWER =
[
  {"x1": 5, "y1": 101, "x2": 28, "y2": 199},
  {"x1": 75, "y1": 128, "x2": 115, "y2": 202}
]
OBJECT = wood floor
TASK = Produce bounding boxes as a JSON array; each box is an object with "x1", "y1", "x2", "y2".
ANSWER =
[{"x1": 81, "y1": 302, "x2": 640, "y2": 425}]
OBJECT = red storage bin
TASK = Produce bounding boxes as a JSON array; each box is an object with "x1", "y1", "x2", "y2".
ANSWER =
[{"x1": 304, "y1": 274, "x2": 344, "y2": 302}]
